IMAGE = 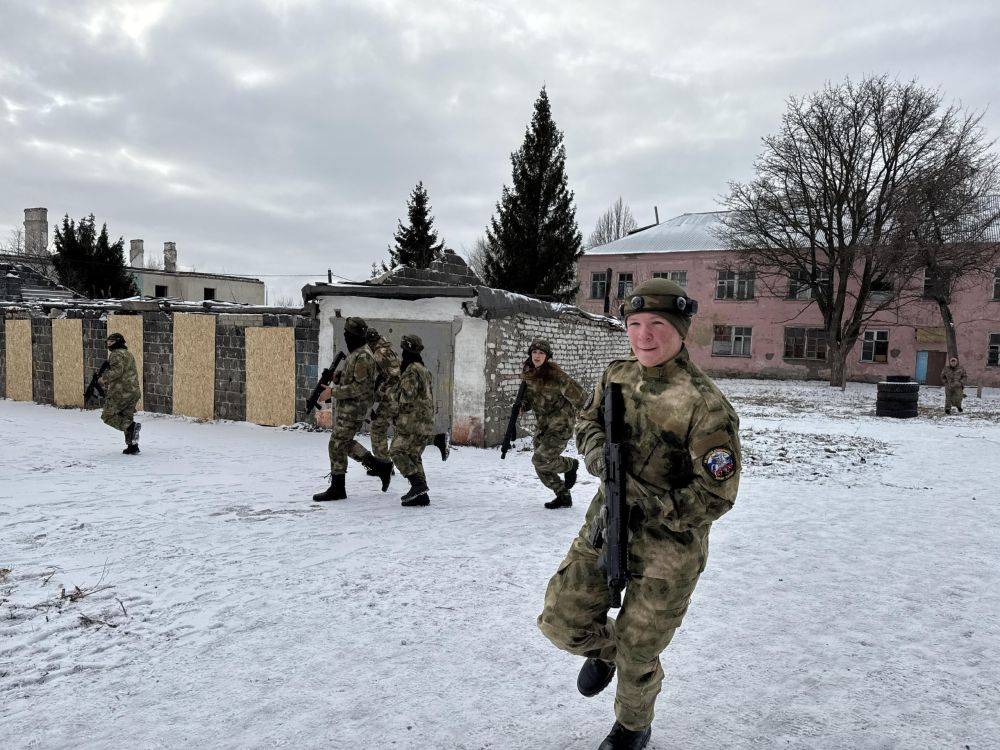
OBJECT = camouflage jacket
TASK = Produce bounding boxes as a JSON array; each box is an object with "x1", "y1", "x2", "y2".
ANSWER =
[
  {"x1": 99, "y1": 348, "x2": 141, "y2": 405},
  {"x1": 328, "y1": 346, "x2": 376, "y2": 411},
  {"x1": 522, "y1": 364, "x2": 587, "y2": 429},
  {"x1": 574, "y1": 348, "x2": 741, "y2": 581},
  {"x1": 369, "y1": 339, "x2": 401, "y2": 403},
  {"x1": 941, "y1": 364, "x2": 967, "y2": 388},
  {"x1": 393, "y1": 361, "x2": 434, "y2": 435}
]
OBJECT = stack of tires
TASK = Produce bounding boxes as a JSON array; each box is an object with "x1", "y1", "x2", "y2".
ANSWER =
[{"x1": 876, "y1": 375, "x2": 919, "y2": 418}]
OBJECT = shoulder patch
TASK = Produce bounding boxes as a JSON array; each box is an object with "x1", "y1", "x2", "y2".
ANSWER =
[{"x1": 703, "y1": 447, "x2": 736, "y2": 481}]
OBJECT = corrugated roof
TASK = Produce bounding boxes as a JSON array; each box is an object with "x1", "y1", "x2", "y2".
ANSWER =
[{"x1": 586, "y1": 211, "x2": 729, "y2": 255}]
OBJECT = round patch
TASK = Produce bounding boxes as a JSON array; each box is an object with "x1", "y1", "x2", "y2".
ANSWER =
[
  {"x1": 676, "y1": 296, "x2": 687, "y2": 312},
  {"x1": 630, "y1": 295, "x2": 645, "y2": 310},
  {"x1": 703, "y1": 447, "x2": 736, "y2": 481}
]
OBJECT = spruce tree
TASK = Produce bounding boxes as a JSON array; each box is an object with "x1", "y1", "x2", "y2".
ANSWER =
[
  {"x1": 386, "y1": 181, "x2": 445, "y2": 269},
  {"x1": 52, "y1": 214, "x2": 137, "y2": 299},
  {"x1": 483, "y1": 87, "x2": 583, "y2": 301}
]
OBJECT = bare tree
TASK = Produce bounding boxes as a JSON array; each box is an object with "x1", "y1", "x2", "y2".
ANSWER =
[
  {"x1": 588, "y1": 197, "x2": 637, "y2": 249},
  {"x1": 3, "y1": 228, "x2": 25, "y2": 254},
  {"x1": 719, "y1": 76, "x2": 977, "y2": 386},
  {"x1": 144, "y1": 254, "x2": 164, "y2": 270},
  {"x1": 465, "y1": 236, "x2": 491, "y2": 281}
]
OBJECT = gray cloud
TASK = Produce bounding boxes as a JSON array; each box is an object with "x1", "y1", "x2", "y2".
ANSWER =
[{"x1": 2, "y1": 0, "x2": 999, "y2": 301}]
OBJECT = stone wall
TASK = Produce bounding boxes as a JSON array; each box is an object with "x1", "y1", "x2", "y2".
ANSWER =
[
  {"x1": 483, "y1": 312, "x2": 629, "y2": 445},
  {"x1": 290, "y1": 315, "x2": 320, "y2": 424},
  {"x1": 215, "y1": 314, "x2": 252, "y2": 422},
  {"x1": 30, "y1": 317, "x2": 53, "y2": 405},
  {"x1": 143, "y1": 312, "x2": 173, "y2": 414},
  {"x1": 80, "y1": 313, "x2": 108, "y2": 407},
  {"x1": 0, "y1": 315, "x2": 5, "y2": 397}
]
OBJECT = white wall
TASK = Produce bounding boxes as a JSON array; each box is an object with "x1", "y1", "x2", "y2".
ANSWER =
[{"x1": 134, "y1": 270, "x2": 265, "y2": 305}]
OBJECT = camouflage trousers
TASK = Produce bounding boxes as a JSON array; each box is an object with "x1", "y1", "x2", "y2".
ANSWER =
[
  {"x1": 369, "y1": 402, "x2": 394, "y2": 461},
  {"x1": 390, "y1": 430, "x2": 430, "y2": 479},
  {"x1": 328, "y1": 400, "x2": 373, "y2": 474},
  {"x1": 532, "y1": 421, "x2": 575, "y2": 493},
  {"x1": 537, "y1": 538, "x2": 699, "y2": 731},
  {"x1": 101, "y1": 399, "x2": 137, "y2": 433},
  {"x1": 945, "y1": 385, "x2": 965, "y2": 411}
]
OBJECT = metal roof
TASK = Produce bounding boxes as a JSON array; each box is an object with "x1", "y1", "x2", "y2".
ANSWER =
[{"x1": 586, "y1": 211, "x2": 729, "y2": 255}]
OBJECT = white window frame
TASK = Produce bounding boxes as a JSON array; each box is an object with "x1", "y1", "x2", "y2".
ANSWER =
[
  {"x1": 788, "y1": 268, "x2": 830, "y2": 300},
  {"x1": 784, "y1": 327, "x2": 828, "y2": 360},
  {"x1": 860, "y1": 329, "x2": 890, "y2": 363},
  {"x1": 590, "y1": 271, "x2": 608, "y2": 300},
  {"x1": 712, "y1": 325, "x2": 752, "y2": 357},
  {"x1": 652, "y1": 270, "x2": 688, "y2": 289},
  {"x1": 617, "y1": 272, "x2": 634, "y2": 298},
  {"x1": 716, "y1": 270, "x2": 755, "y2": 300}
]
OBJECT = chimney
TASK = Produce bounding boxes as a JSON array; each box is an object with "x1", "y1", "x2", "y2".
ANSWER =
[
  {"x1": 23, "y1": 207, "x2": 48, "y2": 255},
  {"x1": 130, "y1": 239, "x2": 144, "y2": 268},
  {"x1": 654, "y1": 206, "x2": 660, "y2": 224},
  {"x1": 163, "y1": 241, "x2": 177, "y2": 272}
]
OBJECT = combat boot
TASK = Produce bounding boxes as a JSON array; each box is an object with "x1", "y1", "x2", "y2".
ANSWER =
[
  {"x1": 366, "y1": 460, "x2": 395, "y2": 478},
  {"x1": 597, "y1": 722, "x2": 651, "y2": 750},
  {"x1": 564, "y1": 458, "x2": 579, "y2": 490},
  {"x1": 361, "y1": 455, "x2": 394, "y2": 492},
  {"x1": 122, "y1": 444, "x2": 140, "y2": 455},
  {"x1": 577, "y1": 657, "x2": 615, "y2": 697},
  {"x1": 545, "y1": 491, "x2": 572, "y2": 510},
  {"x1": 401, "y1": 474, "x2": 429, "y2": 507},
  {"x1": 313, "y1": 474, "x2": 347, "y2": 502},
  {"x1": 433, "y1": 432, "x2": 450, "y2": 461}
]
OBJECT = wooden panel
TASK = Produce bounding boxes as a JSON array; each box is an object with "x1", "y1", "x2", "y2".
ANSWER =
[
  {"x1": 4, "y1": 319, "x2": 32, "y2": 402},
  {"x1": 245, "y1": 327, "x2": 295, "y2": 426},
  {"x1": 172, "y1": 312, "x2": 216, "y2": 420},
  {"x1": 915, "y1": 327, "x2": 946, "y2": 344},
  {"x1": 52, "y1": 319, "x2": 84, "y2": 407},
  {"x1": 107, "y1": 314, "x2": 144, "y2": 410}
]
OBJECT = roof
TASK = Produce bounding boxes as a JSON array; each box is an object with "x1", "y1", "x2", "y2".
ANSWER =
[
  {"x1": 128, "y1": 266, "x2": 264, "y2": 285},
  {"x1": 586, "y1": 211, "x2": 729, "y2": 255}
]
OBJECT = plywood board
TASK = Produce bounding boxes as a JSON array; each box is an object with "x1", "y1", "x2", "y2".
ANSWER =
[
  {"x1": 245, "y1": 327, "x2": 295, "y2": 426},
  {"x1": 4, "y1": 319, "x2": 32, "y2": 402},
  {"x1": 52, "y1": 319, "x2": 84, "y2": 407},
  {"x1": 915, "y1": 326, "x2": 947, "y2": 344},
  {"x1": 107, "y1": 314, "x2": 144, "y2": 410},
  {"x1": 172, "y1": 312, "x2": 216, "y2": 420}
]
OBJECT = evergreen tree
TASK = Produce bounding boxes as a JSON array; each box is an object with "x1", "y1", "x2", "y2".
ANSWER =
[
  {"x1": 483, "y1": 87, "x2": 583, "y2": 301},
  {"x1": 52, "y1": 214, "x2": 137, "y2": 299},
  {"x1": 385, "y1": 181, "x2": 445, "y2": 269}
]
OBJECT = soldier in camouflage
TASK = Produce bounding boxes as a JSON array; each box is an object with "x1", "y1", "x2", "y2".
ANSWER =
[
  {"x1": 537, "y1": 278, "x2": 741, "y2": 750},
  {"x1": 312, "y1": 317, "x2": 394, "y2": 502},
  {"x1": 389, "y1": 334, "x2": 436, "y2": 507},
  {"x1": 520, "y1": 339, "x2": 586, "y2": 509},
  {"x1": 941, "y1": 356, "x2": 967, "y2": 414},
  {"x1": 99, "y1": 332, "x2": 143, "y2": 455},
  {"x1": 366, "y1": 327, "x2": 401, "y2": 465}
]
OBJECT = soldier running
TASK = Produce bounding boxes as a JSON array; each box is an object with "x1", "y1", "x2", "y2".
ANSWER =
[
  {"x1": 537, "y1": 278, "x2": 742, "y2": 750},
  {"x1": 312, "y1": 317, "x2": 394, "y2": 502},
  {"x1": 520, "y1": 338, "x2": 586, "y2": 509},
  {"x1": 941, "y1": 356, "x2": 967, "y2": 414},
  {"x1": 366, "y1": 327, "x2": 401, "y2": 468},
  {"x1": 100, "y1": 332, "x2": 142, "y2": 455},
  {"x1": 388, "y1": 334, "x2": 438, "y2": 507}
]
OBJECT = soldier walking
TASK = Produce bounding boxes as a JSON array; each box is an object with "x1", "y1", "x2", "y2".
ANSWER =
[
  {"x1": 100, "y1": 332, "x2": 142, "y2": 454},
  {"x1": 389, "y1": 334, "x2": 436, "y2": 507},
  {"x1": 520, "y1": 339, "x2": 586, "y2": 509},
  {"x1": 366, "y1": 327, "x2": 401, "y2": 468},
  {"x1": 537, "y1": 279, "x2": 741, "y2": 750},
  {"x1": 941, "y1": 356, "x2": 967, "y2": 414},
  {"x1": 312, "y1": 317, "x2": 394, "y2": 502}
]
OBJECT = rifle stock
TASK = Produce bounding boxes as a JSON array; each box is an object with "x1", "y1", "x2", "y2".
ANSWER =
[
  {"x1": 305, "y1": 351, "x2": 347, "y2": 413},
  {"x1": 600, "y1": 382, "x2": 629, "y2": 609},
  {"x1": 500, "y1": 380, "x2": 528, "y2": 459}
]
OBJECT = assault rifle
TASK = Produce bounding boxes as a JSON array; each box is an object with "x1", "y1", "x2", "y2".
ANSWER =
[
  {"x1": 305, "y1": 351, "x2": 347, "y2": 413},
  {"x1": 84, "y1": 361, "x2": 110, "y2": 402},
  {"x1": 500, "y1": 380, "x2": 528, "y2": 459},
  {"x1": 599, "y1": 382, "x2": 630, "y2": 609}
]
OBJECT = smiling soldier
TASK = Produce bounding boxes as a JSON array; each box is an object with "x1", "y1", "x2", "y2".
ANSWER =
[{"x1": 537, "y1": 278, "x2": 742, "y2": 750}]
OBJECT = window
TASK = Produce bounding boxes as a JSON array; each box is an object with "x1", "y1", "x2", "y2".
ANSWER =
[
  {"x1": 652, "y1": 270, "x2": 688, "y2": 289},
  {"x1": 993, "y1": 268, "x2": 1000, "y2": 301},
  {"x1": 869, "y1": 278, "x2": 894, "y2": 302},
  {"x1": 154, "y1": 284, "x2": 168, "y2": 298},
  {"x1": 787, "y1": 268, "x2": 830, "y2": 300},
  {"x1": 861, "y1": 330, "x2": 889, "y2": 363},
  {"x1": 617, "y1": 272, "x2": 634, "y2": 298},
  {"x1": 590, "y1": 271, "x2": 608, "y2": 300},
  {"x1": 716, "y1": 270, "x2": 755, "y2": 300},
  {"x1": 712, "y1": 325, "x2": 752, "y2": 357},
  {"x1": 784, "y1": 328, "x2": 828, "y2": 360},
  {"x1": 203, "y1": 287, "x2": 216, "y2": 301},
  {"x1": 988, "y1": 333, "x2": 1000, "y2": 367}
]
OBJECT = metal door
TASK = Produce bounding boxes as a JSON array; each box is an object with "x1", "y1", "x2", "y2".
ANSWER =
[
  {"x1": 925, "y1": 351, "x2": 947, "y2": 386},
  {"x1": 915, "y1": 351, "x2": 929, "y2": 383}
]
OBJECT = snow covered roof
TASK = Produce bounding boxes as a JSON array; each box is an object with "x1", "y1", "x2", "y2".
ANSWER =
[{"x1": 586, "y1": 211, "x2": 730, "y2": 255}]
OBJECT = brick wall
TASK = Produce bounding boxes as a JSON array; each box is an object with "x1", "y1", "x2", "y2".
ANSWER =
[
  {"x1": 143, "y1": 312, "x2": 173, "y2": 414},
  {"x1": 291, "y1": 315, "x2": 320, "y2": 423},
  {"x1": 30, "y1": 317, "x2": 53, "y2": 405},
  {"x1": 80, "y1": 313, "x2": 108, "y2": 408},
  {"x1": 483, "y1": 312, "x2": 630, "y2": 445},
  {"x1": 0, "y1": 315, "x2": 5, "y2": 397},
  {"x1": 215, "y1": 315, "x2": 251, "y2": 422}
]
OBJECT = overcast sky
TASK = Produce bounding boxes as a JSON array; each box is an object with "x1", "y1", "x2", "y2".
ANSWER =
[{"x1": 2, "y1": 0, "x2": 999, "y2": 302}]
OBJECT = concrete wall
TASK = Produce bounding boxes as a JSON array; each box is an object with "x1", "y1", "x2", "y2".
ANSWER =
[{"x1": 132, "y1": 269, "x2": 265, "y2": 305}]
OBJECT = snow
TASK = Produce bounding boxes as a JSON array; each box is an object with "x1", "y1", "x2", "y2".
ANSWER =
[{"x1": 2, "y1": 380, "x2": 999, "y2": 749}]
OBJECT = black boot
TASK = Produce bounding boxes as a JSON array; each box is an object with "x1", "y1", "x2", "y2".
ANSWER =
[
  {"x1": 597, "y1": 722, "x2": 651, "y2": 750},
  {"x1": 367, "y1": 459, "x2": 394, "y2": 478},
  {"x1": 433, "y1": 433, "x2": 450, "y2": 461},
  {"x1": 361, "y1": 455, "x2": 394, "y2": 492},
  {"x1": 122, "y1": 422, "x2": 141, "y2": 454},
  {"x1": 545, "y1": 491, "x2": 572, "y2": 510},
  {"x1": 577, "y1": 657, "x2": 615, "y2": 697},
  {"x1": 401, "y1": 474, "x2": 429, "y2": 507},
  {"x1": 313, "y1": 474, "x2": 347, "y2": 502},
  {"x1": 564, "y1": 458, "x2": 579, "y2": 490}
]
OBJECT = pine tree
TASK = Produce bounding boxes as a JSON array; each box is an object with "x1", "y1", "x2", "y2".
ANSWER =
[
  {"x1": 483, "y1": 87, "x2": 583, "y2": 301},
  {"x1": 385, "y1": 181, "x2": 445, "y2": 269},
  {"x1": 52, "y1": 214, "x2": 137, "y2": 299}
]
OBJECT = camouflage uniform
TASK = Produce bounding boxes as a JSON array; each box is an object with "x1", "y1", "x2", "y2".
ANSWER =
[
  {"x1": 941, "y1": 361, "x2": 967, "y2": 413},
  {"x1": 522, "y1": 358, "x2": 586, "y2": 495},
  {"x1": 367, "y1": 332, "x2": 401, "y2": 461},
  {"x1": 100, "y1": 347, "x2": 141, "y2": 432},
  {"x1": 327, "y1": 327, "x2": 378, "y2": 474},
  {"x1": 537, "y1": 279, "x2": 741, "y2": 735},
  {"x1": 391, "y1": 334, "x2": 436, "y2": 506}
]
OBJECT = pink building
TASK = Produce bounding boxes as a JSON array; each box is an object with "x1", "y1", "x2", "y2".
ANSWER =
[{"x1": 576, "y1": 211, "x2": 1000, "y2": 387}]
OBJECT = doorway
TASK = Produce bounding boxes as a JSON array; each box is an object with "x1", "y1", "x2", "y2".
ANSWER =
[{"x1": 915, "y1": 350, "x2": 947, "y2": 385}]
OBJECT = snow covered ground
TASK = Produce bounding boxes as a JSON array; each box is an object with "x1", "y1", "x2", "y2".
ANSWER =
[{"x1": 2, "y1": 379, "x2": 998, "y2": 749}]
